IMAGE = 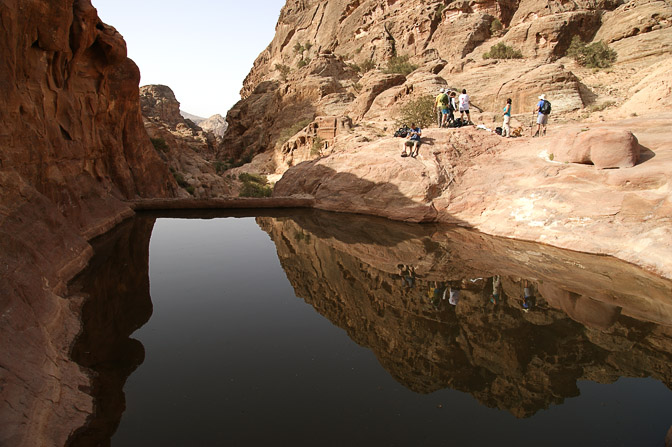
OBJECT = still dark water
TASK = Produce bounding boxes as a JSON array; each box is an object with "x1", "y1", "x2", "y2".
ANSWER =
[{"x1": 70, "y1": 210, "x2": 672, "y2": 446}]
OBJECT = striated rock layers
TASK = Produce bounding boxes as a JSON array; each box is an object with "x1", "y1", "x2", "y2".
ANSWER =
[
  {"x1": 140, "y1": 84, "x2": 233, "y2": 198},
  {"x1": 223, "y1": 0, "x2": 671, "y2": 172},
  {"x1": 0, "y1": 1, "x2": 175, "y2": 446},
  {"x1": 258, "y1": 212, "x2": 672, "y2": 417}
]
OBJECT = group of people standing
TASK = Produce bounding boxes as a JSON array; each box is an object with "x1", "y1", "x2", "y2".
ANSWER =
[
  {"x1": 502, "y1": 93, "x2": 551, "y2": 137},
  {"x1": 400, "y1": 88, "x2": 552, "y2": 157},
  {"x1": 434, "y1": 88, "x2": 472, "y2": 128}
]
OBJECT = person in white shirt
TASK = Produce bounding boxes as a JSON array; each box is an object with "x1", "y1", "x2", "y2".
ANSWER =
[{"x1": 458, "y1": 89, "x2": 470, "y2": 124}]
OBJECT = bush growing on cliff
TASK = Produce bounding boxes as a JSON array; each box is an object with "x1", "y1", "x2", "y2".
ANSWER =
[
  {"x1": 396, "y1": 96, "x2": 435, "y2": 129},
  {"x1": 150, "y1": 137, "x2": 168, "y2": 151},
  {"x1": 483, "y1": 43, "x2": 523, "y2": 60},
  {"x1": 238, "y1": 173, "x2": 272, "y2": 198},
  {"x1": 349, "y1": 58, "x2": 376, "y2": 74},
  {"x1": 490, "y1": 18, "x2": 503, "y2": 34},
  {"x1": 275, "y1": 63, "x2": 291, "y2": 81},
  {"x1": 277, "y1": 118, "x2": 313, "y2": 146},
  {"x1": 311, "y1": 137, "x2": 324, "y2": 156},
  {"x1": 384, "y1": 55, "x2": 418, "y2": 76},
  {"x1": 567, "y1": 36, "x2": 617, "y2": 69}
]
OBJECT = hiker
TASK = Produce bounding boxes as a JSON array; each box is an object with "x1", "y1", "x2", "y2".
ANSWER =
[
  {"x1": 442, "y1": 90, "x2": 456, "y2": 127},
  {"x1": 458, "y1": 89, "x2": 471, "y2": 124},
  {"x1": 490, "y1": 275, "x2": 501, "y2": 304},
  {"x1": 434, "y1": 88, "x2": 447, "y2": 127},
  {"x1": 521, "y1": 279, "x2": 536, "y2": 311},
  {"x1": 398, "y1": 264, "x2": 416, "y2": 289},
  {"x1": 502, "y1": 98, "x2": 512, "y2": 137},
  {"x1": 400, "y1": 123, "x2": 422, "y2": 157},
  {"x1": 449, "y1": 91, "x2": 457, "y2": 124},
  {"x1": 533, "y1": 94, "x2": 551, "y2": 137}
]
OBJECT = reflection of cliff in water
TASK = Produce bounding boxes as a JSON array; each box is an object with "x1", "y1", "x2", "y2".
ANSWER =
[
  {"x1": 66, "y1": 216, "x2": 155, "y2": 446},
  {"x1": 258, "y1": 211, "x2": 672, "y2": 418}
]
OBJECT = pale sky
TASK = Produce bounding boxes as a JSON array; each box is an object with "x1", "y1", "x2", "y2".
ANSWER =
[{"x1": 93, "y1": 0, "x2": 286, "y2": 118}]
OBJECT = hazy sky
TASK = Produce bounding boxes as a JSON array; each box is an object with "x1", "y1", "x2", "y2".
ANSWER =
[{"x1": 93, "y1": 0, "x2": 286, "y2": 118}]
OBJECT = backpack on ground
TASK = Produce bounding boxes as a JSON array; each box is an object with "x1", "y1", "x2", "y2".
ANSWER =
[
  {"x1": 394, "y1": 125, "x2": 410, "y2": 137},
  {"x1": 495, "y1": 127, "x2": 503, "y2": 135},
  {"x1": 449, "y1": 118, "x2": 463, "y2": 128},
  {"x1": 540, "y1": 100, "x2": 551, "y2": 115}
]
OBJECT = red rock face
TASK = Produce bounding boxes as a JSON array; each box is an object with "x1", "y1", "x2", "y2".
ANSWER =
[
  {"x1": 0, "y1": 0, "x2": 176, "y2": 229},
  {"x1": 0, "y1": 1, "x2": 176, "y2": 445}
]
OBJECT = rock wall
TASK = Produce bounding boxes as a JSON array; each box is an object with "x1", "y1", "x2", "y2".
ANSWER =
[
  {"x1": 140, "y1": 84, "x2": 233, "y2": 198},
  {"x1": 0, "y1": 1, "x2": 176, "y2": 445},
  {"x1": 223, "y1": 0, "x2": 671, "y2": 171}
]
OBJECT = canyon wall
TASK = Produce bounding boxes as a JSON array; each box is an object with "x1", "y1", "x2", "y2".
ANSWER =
[
  {"x1": 0, "y1": 1, "x2": 175, "y2": 445},
  {"x1": 223, "y1": 0, "x2": 671, "y2": 173}
]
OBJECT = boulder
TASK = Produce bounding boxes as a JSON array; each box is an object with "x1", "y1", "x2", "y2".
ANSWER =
[{"x1": 555, "y1": 128, "x2": 640, "y2": 169}]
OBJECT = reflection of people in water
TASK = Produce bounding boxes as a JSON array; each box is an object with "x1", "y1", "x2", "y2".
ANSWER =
[
  {"x1": 398, "y1": 264, "x2": 416, "y2": 289},
  {"x1": 428, "y1": 281, "x2": 447, "y2": 309},
  {"x1": 522, "y1": 279, "x2": 536, "y2": 311},
  {"x1": 446, "y1": 280, "x2": 461, "y2": 306},
  {"x1": 490, "y1": 275, "x2": 501, "y2": 304}
]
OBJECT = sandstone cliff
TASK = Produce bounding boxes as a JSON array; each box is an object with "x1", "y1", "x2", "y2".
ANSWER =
[
  {"x1": 220, "y1": 0, "x2": 672, "y2": 277},
  {"x1": 223, "y1": 0, "x2": 671, "y2": 168},
  {"x1": 140, "y1": 84, "x2": 233, "y2": 198},
  {"x1": 0, "y1": 2, "x2": 176, "y2": 445}
]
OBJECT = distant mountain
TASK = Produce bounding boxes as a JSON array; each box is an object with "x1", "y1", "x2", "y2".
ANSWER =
[
  {"x1": 198, "y1": 114, "x2": 228, "y2": 137},
  {"x1": 180, "y1": 110, "x2": 206, "y2": 125}
]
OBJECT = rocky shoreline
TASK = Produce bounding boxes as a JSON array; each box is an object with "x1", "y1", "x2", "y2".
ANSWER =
[{"x1": 274, "y1": 114, "x2": 672, "y2": 279}]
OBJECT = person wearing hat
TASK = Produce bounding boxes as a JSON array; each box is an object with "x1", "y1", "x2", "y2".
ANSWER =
[
  {"x1": 533, "y1": 94, "x2": 550, "y2": 137},
  {"x1": 435, "y1": 88, "x2": 448, "y2": 127}
]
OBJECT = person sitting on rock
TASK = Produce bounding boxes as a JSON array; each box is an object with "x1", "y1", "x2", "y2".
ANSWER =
[{"x1": 401, "y1": 124, "x2": 422, "y2": 157}]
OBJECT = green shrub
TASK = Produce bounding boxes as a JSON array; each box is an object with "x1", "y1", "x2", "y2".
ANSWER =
[
  {"x1": 312, "y1": 137, "x2": 324, "y2": 156},
  {"x1": 360, "y1": 58, "x2": 376, "y2": 72},
  {"x1": 349, "y1": 59, "x2": 376, "y2": 74},
  {"x1": 150, "y1": 137, "x2": 168, "y2": 151},
  {"x1": 435, "y1": 4, "x2": 446, "y2": 20},
  {"x1": 396, "y1": 96, "x2": 435, "y2": 129},
  {"x1": 304, "y1": 43, "x2": 312, "y2": 51},
  {"x1": 238, "y1": 172, "x2": 267, "y2": 184},
  {"x1": 238, "y1": 173, "x2": 272, "y2": 198},
  {"x1": 483, "y1": 42, "x2": 523, "y2": 59},
  {"x1": 384, "y1": 55, "x2": 418, "y2": 76},
  {"x1": 172, "y1": 171, "x2": 190, "y2": 189},
  {"x1": 277, "y1": 118, "x2": 313, "y2": 145},
  {"x1": 567, "y1": 36, "x2": 617, "y2": 69},
  {"x1": 213, "y1": 160, "x2": 228, "y2": 174},
  {"x1": 231, "y1": 150, "x2": 254, "y2": 168},
  {"x1": 275, "y1": 63, "x2": 291, "y2": 80},
  {"x1": 297, "y1": 58, "x2": 308, "y2": 68},
  {"x1": 185, "y1": 185, "x2": 195, "y2": 195},
  {"x1": 490, "y1": 18, "x2": 503, "y2": 33},
  {"x1": 293, "y1": 42, "x2": 304, "y2": 54}
]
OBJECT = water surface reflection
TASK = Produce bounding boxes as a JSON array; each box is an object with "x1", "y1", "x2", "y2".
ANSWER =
[{"x1": 69, "y1": 210, "x2": 672, "y2": 446}]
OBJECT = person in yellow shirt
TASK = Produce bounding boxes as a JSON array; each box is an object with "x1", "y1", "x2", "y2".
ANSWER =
[{"x1": 434, "y1": 88, "x2": 447, "y2": 127}]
